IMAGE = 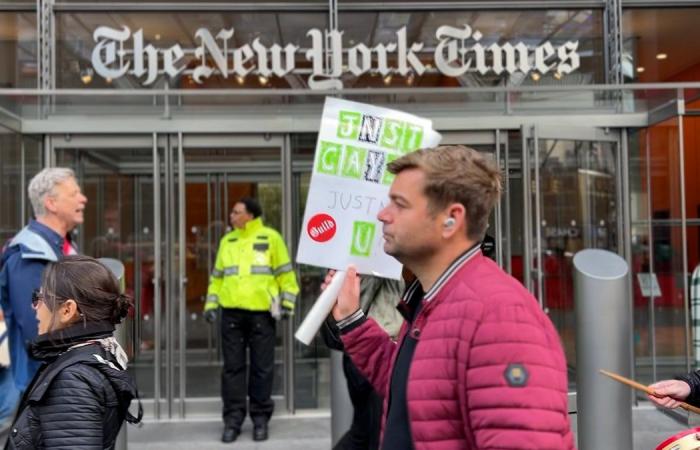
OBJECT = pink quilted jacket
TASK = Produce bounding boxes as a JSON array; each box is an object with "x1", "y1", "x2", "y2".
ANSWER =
[{"x1": 342, "y1": 253, "x2": 575, "y2": 449}]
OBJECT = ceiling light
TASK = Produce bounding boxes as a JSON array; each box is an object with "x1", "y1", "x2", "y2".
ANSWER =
[
  {"x1": 155, "y1": 34, "x2": 161, "y2": 41},
  {"x1": 531, "y1": 72, "x2": 541, "y2": 82},
  {"x1": 553, "y1": 71, "x2": 562, "y2": 80},
  {"x1": 656, "y1": 53, "x2": 667, "y2": 60},
  {"x1": 105, "y1": 77, "x2": 112, "y2": 84},
  {"x1": 383, "y1": 74, "x2": 393, "y2": 85},
  {"x1": 235, "y1": 74, "x2": 245, "y2": 85},
  {"x1": 258, "y1": 75, "x2": 268, "y2": 86},
  {"x1": 406, "y1": 72, "x2": 415, "y2": 86},
  {"x1": 636, "y1": 67, "x2": 645, "y2": 73},
  {"x1": 80, "y1": 68, "x2": 93, "y2": 85}
]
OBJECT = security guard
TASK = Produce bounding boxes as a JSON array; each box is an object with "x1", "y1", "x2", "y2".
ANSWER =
[{"x1": 204, "y1": 197, "x2": 299, "y2": 444}]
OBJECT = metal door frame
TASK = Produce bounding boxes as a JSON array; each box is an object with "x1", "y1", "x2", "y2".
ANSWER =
[
  {"x1": 631, "y1": 95, "x2": 690, "y2": 381},
  {"x1": 521, "y1": 124, "x2": 622, "y2": 307},
  {"x1": 172, "y1": 133, "x2": 294, "y2": 417},
  {"x1": 48, "y1": 133, "x2": 165, "y2": 418}
]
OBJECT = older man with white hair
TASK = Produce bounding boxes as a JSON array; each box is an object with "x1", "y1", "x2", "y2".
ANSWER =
[{"x1": 0, "y1": 167, "x2": 87, "y2": 393}]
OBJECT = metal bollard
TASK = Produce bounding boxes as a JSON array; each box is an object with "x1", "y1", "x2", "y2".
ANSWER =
[
  {"x1": 330, "y1": 350, "x2": 353, "y2": 446},
  {"x1": 98, "y1": 258, "x2": 128, "y2": 450},
  {"x1": 573, "y1": 249, "x2": 631, "y2": 450}
]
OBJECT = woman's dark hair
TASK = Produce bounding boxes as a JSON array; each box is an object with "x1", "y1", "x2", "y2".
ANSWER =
[
  {"x1": 238, "y1": 197, "x2": 262, "y2": 218},
  {"x1": 40, "y1": 255, "x2": 132, "y2": 325}
]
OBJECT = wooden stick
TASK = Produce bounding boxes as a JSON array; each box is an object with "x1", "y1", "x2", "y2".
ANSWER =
[{"x1": 600, "y1": 369, "x2": 700, "y2": 415}]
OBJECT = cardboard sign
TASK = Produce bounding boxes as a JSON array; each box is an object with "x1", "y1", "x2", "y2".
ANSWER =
[{"x1": 296, "y1": 98, "x2": 441, "y2": 279}]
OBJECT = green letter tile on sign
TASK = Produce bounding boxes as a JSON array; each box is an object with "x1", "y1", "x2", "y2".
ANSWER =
[
  {"x1": 316, "y1": 141, "x2": 342, "y2": 175},
  {"x1": 379, "y1": 118, "x2": 404, "y2": 151},
  {"x1": 341, "y1": 145, "x2": 367, "y2": 180},
  {"x1": 337, "y1": 110, "x2": 361, "y2": 140},
  {"x1": 382, "y1": 153, "x2": 399, "y2": 186},
  {"x1": 400, "y1": 123, "x2": 424, "y2": 153},
  {"x1": 350, "y1": 221, "x2": 376, "y2": 257}
]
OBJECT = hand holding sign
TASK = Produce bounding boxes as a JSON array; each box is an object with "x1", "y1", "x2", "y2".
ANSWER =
[{"x1": 294, "y1": 98, "x2": 441, "y2": 345}]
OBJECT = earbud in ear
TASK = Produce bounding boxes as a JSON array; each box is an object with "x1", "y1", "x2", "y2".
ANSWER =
[{"x1": 443, "y1": 217, "x2": 456, "y2": 228}]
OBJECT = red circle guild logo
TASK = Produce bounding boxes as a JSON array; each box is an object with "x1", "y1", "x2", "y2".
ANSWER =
[{"x1": 307, "y1": 213, "x2": 337, "y2": 242}]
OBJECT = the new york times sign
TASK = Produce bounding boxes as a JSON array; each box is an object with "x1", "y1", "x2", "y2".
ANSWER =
[{"x1": 91, "y1": 25, "x2": 581, "y2": 89}]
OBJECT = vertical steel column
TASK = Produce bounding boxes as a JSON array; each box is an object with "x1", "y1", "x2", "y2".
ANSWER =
[
  {"x1": 43, "y1": 135, "x2": 53, "y2": 167},
  {"x1": 77, "y1": 151, "x2": 86, "y2": 252},
  {"x1": 331, "y1": 350, "x2": 352, "y2": 447},
  {"x1": 223, "y1": 173, "x2": 229, "y2": 223},
  {"x1": 604, "y1": 0, "x2": 624, "y2": 113},
  {"x1": 164, "y1": 136, "x2": 175, "y2": 418},
  {"x1": 574, "y1": 249, "x2": 632, "y2": 450},
  {"x1": 604, "y1": 0, "x2": 624, "y2": 86},
  {"x1": 214, "y1": 174, "x2": 223, "y2": 357},
  {"x1": 504, "y1": 132, "x2": 512, "y2": 275},
  {"x1": 645, "y1": 126, "x2": 657, "y2": 381},
  {"x1": 177, "y1": 133, "x2": 187, "y2": 417},
  {"x1": 282, "y1": 134, "x2": 296, "y2": 413},
  {"x1": 117, "y1": 177, "x2": 123, "y2": 261},
  {"x1": 521, "y1": 126, "x2": 533, "y2": 293},
  {"x1": 38, "y1": 0, "x2": 52, "y2": 91},
  {"x1": 20, "y1": 139, "x2": 26, "y2": 222},
  {"x1": 133, "y1": 177, "x2": 142, "y2": 359},
  {"x1": 35, "y1": 0, "x2": 40, "y2": 89},
  {"x1": 533, "y1": 127, "x2": 544, "y2": 308},
  {"x1": 152, "y1": 133, "x2": 162, "y2": 419},
  {"x1": 677, "y1": 95, "x2": 691, "y2": 373},
  {"x1": 206, "y1": 173, "x2": 214, "y2": 361},
  {"x1": 494, "y1": 130, "x2": 503, "y2": 268},
  {"x1": 621, "y1": 131, "x2": 636, "y2": 383}
]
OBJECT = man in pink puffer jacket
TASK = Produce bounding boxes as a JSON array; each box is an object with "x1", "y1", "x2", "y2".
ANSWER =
[{"x1": 330, "y1": 145, "x2": 574, "y2": 449}]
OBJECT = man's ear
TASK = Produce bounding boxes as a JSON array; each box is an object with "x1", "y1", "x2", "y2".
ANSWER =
[
  {"x1": 44, "y1": 194, "x2": 57, "y2": 214},
  {"x1": 441, "y1": 203, "x2": 467, "y2": 237}
]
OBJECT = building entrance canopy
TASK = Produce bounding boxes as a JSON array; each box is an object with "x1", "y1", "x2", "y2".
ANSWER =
[{"x1": 1, "y1": 83, "x2": 699, "y2": 134}]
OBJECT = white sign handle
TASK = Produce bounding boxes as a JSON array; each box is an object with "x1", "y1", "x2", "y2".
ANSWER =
[{"x1": 295, "y1": 270, "x2": 347, "y2": 346}]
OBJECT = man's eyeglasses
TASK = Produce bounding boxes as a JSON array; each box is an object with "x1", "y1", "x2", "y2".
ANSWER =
[{"x1": 31, "y1": 289, "x2": 44, "y2": 308}]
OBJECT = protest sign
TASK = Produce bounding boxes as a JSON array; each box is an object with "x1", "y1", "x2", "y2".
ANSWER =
[
  {"x1": 296, "y1": 97, "x2": 442, "y2": 279},
  {"x1": 294, "y1": 98, "x2": 441, "y2": 345}
]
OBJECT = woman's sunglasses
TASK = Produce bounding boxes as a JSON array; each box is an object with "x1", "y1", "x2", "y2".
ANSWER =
[{"x1": 31, "y1": 289, "x2": 44, "y2": 308}]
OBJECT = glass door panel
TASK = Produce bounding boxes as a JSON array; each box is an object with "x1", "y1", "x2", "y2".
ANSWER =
[
  {"x1": 629, "y1": 118, "x2": 690, "y2": 386},
  {"x1": 52, "y1": 137, "x2": 161, "y2": 411},
  {"x1": 178, "y1": 135, "x2": 287, "y2": 414},
  {"x1": 524, "y1": 125, "x2": 621, "y2": 390}
]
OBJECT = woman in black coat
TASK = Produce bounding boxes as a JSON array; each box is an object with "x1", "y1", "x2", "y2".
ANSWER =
[{"x1": 5, "y1": 255, "x2": 141, "y2": 450}]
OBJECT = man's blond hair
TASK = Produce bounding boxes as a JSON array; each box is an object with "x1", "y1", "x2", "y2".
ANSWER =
[{"x1": 387, "y1": 145, "x2": 502, "y2": 241}]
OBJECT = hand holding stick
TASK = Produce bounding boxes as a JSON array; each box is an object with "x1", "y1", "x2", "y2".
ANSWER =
[{"x1": 600, "y1": 369, "x2": 700, "y2": 415}]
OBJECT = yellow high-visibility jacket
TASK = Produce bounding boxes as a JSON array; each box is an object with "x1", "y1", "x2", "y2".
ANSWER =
[{"x1": 205, "y1": 217, "x2": 299, "y2": 314}]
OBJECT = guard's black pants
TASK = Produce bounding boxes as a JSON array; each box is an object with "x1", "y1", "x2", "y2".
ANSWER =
[{"x1": 220, "y1": 308, "x2": 275, "y2": 429}]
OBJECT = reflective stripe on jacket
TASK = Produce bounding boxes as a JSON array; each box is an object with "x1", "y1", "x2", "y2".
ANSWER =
[{"x1": 205, "y1": 217, "x2": 299, "y2": 313}]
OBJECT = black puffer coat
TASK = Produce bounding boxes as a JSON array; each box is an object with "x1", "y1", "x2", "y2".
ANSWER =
[{"x1": 4, "y1": 322, "x2": 141, "y2": 450}]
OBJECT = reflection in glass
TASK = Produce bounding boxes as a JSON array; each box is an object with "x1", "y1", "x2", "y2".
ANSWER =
[
  {"x1": 623, "y1": 8, "x2": 700, "y2": 83},
  {"x1": 55, "y1": 147, "x2": 156, "y2": 396},
  {"x1": 0, "y1": 12, "x2": 37, "y2": 89},
  {"x1": 0, "y1": 132, "x2": 42, "y2": 241},
  {"x1": 535, "y1": 138, "x2": 618, "y2": 389}
]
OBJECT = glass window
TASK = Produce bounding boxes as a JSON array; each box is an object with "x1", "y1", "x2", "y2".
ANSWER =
[
  {"x1": 0, "y1": 12, "x2": 37, "y2": 88},
  {"x1": 56, "y1": 9, "x2": 603, "y2": 91},
  {"x1": 338, "y1": 9, "x2": 605, "y2": 88},
  {"x1": 55, "y1": 11, "x2": 328, "y2": 90},
  {"x1": 0, "y1": 129, "x2": 42, "y2": 243},
  {"x1": 623, "y1": 8, "x2": 700, "y2": 83}
]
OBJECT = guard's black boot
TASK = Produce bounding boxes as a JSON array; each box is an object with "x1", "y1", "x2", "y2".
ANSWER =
[
  {"x1": 252, "y1": 422, "x2": 268, "y2": 441},
  {"x1": 221, "y1": 426, "x2": 239, "y2": 443}
]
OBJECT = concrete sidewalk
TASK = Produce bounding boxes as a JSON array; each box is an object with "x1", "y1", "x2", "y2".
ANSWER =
[{"x1": 126, "y1": 405, "x2": 694, "y2": 450}]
